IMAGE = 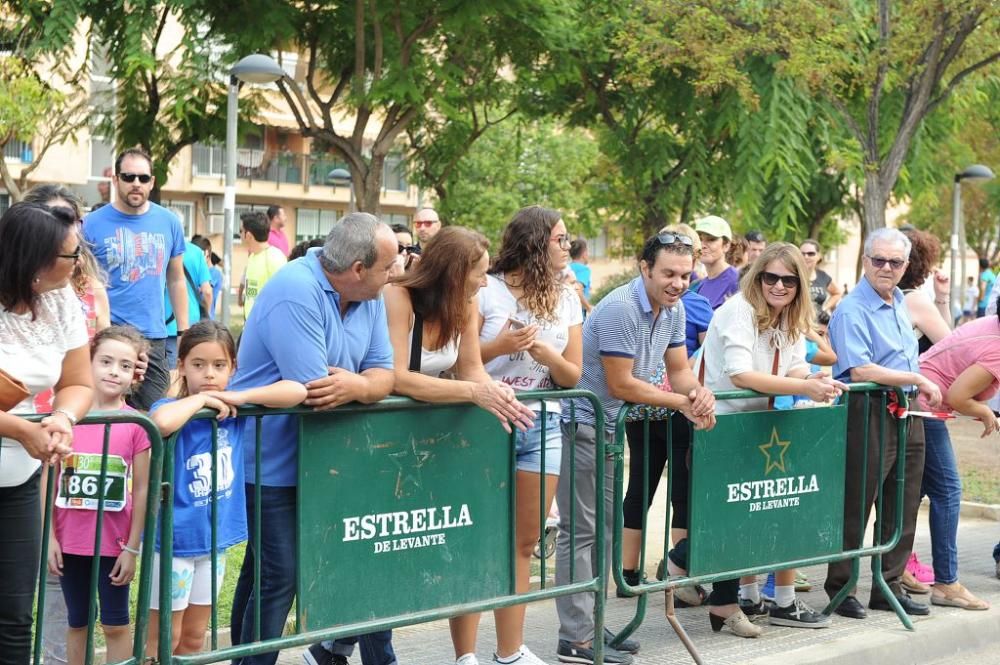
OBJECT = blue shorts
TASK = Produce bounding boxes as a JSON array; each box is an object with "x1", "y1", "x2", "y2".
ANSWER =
[
  {"x1": 515, "y1": 411, "x2": 562, "y2": 476},
  {"x1": 59, "y1": 554, "x2": 130, "y2": 628}
]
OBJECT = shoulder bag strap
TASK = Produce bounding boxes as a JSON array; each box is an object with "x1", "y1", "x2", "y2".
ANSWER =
[{"x1": 408, "y1": 311, "x2": 423, "y2": 373}]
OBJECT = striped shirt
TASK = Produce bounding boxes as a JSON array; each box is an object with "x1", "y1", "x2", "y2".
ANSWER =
[{"x1": 564, "y1": 277, "x2": 686, "y2": 429}]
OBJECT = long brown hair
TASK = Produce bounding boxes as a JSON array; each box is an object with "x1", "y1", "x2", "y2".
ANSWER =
[
  {"x1": 489, "y1": 205, "x2": 564, "y2": 321},
  {"x1": 740, "y1": 242, "x2": 814, "y2": 342},
  {"x1": 176, "y1": 320, "x2": 237, "y2": 398},
  {"x1": 393, "y1": 226, "x2": 489, "y2": 347}
]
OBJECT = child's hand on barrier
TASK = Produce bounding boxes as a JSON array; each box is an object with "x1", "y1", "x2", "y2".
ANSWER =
[
  {"x1": 109, "y1": 550, "x2": 136, "y2": 586},
  {"x1": 202, "y1": 389, "x2": 247, "y2": 408},
  {"x1": 201, "y1": 394, "x2": 238, "y2": 420},
  {"x1": 47, "y1": 536, "x2": 63, "y2": 576}
]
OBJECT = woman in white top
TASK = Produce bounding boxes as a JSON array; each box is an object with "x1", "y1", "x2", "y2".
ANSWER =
[
  {"x1": 695, "y1": 243, "x2": 845, "y2": 635},
  {"x1": 0, "y1": 203, "x2": 93, "y2": 661},
  {"x1": 471, "y1": 206, "x2": 583, "y2": 665}
]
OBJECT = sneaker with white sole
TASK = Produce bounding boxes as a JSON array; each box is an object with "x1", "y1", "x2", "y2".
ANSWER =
[
  {"x1": 458, "y1": 654, "x2": 481, "y2": 665},
  {"x1": 556, "y1": 640, "x2": 633, "y2": 665},
  {"x1": 303, "y1": 644, "x2": 348, "y2": 665},
  {"x1": 768, "y1": 597, "x2": 831, "y2": 629}
]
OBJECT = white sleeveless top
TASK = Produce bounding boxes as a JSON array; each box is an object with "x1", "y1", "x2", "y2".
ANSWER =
[{"x1": 407, "y1": 326, "x2": 460, "y2": 377}]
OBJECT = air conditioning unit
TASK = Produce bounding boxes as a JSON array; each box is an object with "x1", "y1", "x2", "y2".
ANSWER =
[{"x1": 206, "y1": 195, "x2": 224, "y2": 234}]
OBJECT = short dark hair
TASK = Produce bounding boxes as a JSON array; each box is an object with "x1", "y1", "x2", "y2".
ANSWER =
[
  {"x1": 267, "y1": 205, "x2": 283, "y2": 221},
  {"x1": 570, "y1": 239, "x2": 587, "y2": 260},
  {"x1": 0, "y1": 203, "x2": 76, "y2": 316},
  {"x1": 288, "y1": 238, "x2": 324, "y2": 261},
  {"x1": 980, "y1": 257, "x2": 990, "y2": 270},
  {"x1": 114, "y1": 147, "x2": 153, "y2": 174},
  {"x1": 639, "y1": 232, "x2": 694, "y2": 266},
  {"x1": 390, "y1": 223, "x2": 411, "y2": 235},
  {"x1": 240, "y1": 211, "x2": 270, "y2": 242},
  {"x1": 745, "y1": 230, "x2": 765, "y2": 243},
  {"x1": 192, "y1": 236, "x2": 211, "y2": 254}
]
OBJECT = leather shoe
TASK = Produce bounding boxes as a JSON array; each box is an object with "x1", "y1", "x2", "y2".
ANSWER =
[
  {"x1": 833, "y1": 595, "x2": 867, "y2": 619},
  {"x1": 869, "y1": 592, "x2": 930, "y2": 616}
]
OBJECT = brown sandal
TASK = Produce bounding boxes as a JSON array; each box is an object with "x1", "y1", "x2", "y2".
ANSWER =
[{"x1": 930, "y1": 582, "x2": 990, "y2": 610}]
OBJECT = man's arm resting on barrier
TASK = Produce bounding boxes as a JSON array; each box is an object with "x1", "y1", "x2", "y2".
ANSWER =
[
  {"x1": 849, "y1": 363, "x2": 942, "y2": 408},
  {"x1": 304, "y1": 367, "x2": 394, "y2": 410},
  {"x1": 602, "y1": 354, "x2": 690, "y2": 411},
  {"x1": 664, "y1": 345, "x2": 714, "y2": 418}
]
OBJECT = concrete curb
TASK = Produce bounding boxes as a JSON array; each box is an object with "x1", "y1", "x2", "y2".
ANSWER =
[
  {"x1": 745, "y1": 607, "x2": 1000, "y2": 665},
  {"x1": 918, "y1": 498, "x2": 1000, "y2": 522}
]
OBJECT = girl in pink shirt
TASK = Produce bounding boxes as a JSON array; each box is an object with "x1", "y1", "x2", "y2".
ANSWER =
[
  {"x1": 48, "y1": 326, "x2": 151, "y2": 665},
  {"x1": 915, "y1": 315, "x2": 1000, "y2": 611}
]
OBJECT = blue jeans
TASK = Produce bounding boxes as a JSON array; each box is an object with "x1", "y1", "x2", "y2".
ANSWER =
[
  {"x1": 231, "y1": 484, "x2": 298, "y2": 665},
  {"x1": 920, "y1": 418, "x2": 962, "y2": 584},
  {"x1": 322, "y1": 633, "x2": 397, "y2": 665}
]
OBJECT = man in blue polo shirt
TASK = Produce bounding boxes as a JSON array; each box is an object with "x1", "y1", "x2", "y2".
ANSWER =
[
  {"x1": 84, "y1": 147, "x2": 188, "y2": 409},
  {"x1": 555, "y1": 232, "x2": 715, "y2": 665},
  {"x1": 228, "y1": 213, "x2": 397, "y2": 665},
  {"x1": 825, "y1": 227, "x2": 942, "y2": 620}
]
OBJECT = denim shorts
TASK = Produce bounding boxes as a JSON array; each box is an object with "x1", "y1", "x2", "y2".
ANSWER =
[{"x1": 515, "y1": 411, "x2": 562, "y2": 476}]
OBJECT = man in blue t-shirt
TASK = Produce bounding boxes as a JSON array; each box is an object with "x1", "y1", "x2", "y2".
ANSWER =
[
  {"x1": 978, "y1": 258, "x2": 996, "y2": 318},
  {"x1": 83, "y1": 148, "x2": 188, "y2": 410},
  {"x1": 228, "y1": 213, "x2": 397, "y2": 665},
  {"x1": 569, "y1": 239, "x2": 593, "y2": 316}
]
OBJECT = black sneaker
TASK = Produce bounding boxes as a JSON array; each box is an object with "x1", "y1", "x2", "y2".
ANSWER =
[
  {"x1": 768, "y1": 597, "x2": 831, "y2": 629},
  {"x1": 738, "y1": 598, "x2": 770, "y2": 619},
  {"x1": 303, "y1": 643, "x2": 349, "y2": 665},
  {"x1": 603, "y1": 627, "x2": 639, "y2": 655},
  {"x1": 615, "y1": 570, "x2": 643, "y2": 598},
  {"x1": 556, "y1": 640, "x2": 634, "y2": 664}
]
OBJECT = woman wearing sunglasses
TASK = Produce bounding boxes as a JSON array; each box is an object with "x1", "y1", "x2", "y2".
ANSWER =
[
  {"x1": 692, "y1": 242, "x2": 846, "y2": 636},
  {"x1": 799, "y1": 239, "x2": 843, "y2": 314}
]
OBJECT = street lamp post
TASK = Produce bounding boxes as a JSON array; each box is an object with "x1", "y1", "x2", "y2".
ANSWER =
[
  {"x1": 328, "y1": 167, "x2": 355, "y2": 213},
  {"x1": 950, "y1": 164, "x2": 995, "y2": 318},
  {"x1": 221, "y1": 53, "x2": 285, "y2": 325}
]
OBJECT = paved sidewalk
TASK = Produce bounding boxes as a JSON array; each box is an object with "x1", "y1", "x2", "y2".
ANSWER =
[{"x1": 270, "y1": 505, "x2": 1000, "y2": 665}]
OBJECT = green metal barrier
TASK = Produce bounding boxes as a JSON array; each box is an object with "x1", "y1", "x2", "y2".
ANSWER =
[
  {"x1": 608, "y1": 384, "x2": 912, "y2": 663},
  {"x1": 154, "y1": 389, "x2": 605, "y2": 665},
  {"x1": 28, "y1": 410, "x2": 165, "y2": 665}
]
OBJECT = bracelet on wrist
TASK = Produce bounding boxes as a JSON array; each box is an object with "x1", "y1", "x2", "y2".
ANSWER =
[
  {"x1": 120, "y1": 543, "x2": 140, "y2": 555},
  {"x1": 934, "y1": 299, "x2": 948, "y2": 305},
  {"x1": 53, "y1": 408, "x2": 78, "y2": 426}
]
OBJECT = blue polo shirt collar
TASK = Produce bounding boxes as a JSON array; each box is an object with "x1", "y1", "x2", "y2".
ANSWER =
[{"x1": 858, "y1": 275, "x2": 903, "y2": 312}]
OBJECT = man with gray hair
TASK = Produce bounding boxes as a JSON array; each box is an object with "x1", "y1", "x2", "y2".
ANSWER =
[
  {"x1": 825, "y1": 227, "x2": 942, "y2": 620},
  {"x1": 228, "y1": 212, "x2": 398, "y2": 664}
]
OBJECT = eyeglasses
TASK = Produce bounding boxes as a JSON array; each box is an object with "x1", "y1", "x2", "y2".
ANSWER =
[
  {"x1": 414, "y1": 220, "x2": 437, "y2": 228},
  {"x1": 58, "y1": 246, "x2": 82, "y2": 261},
  {"x1": 800, "y1": 251, "x2": 818, "y2": 257},
  {"x1": 866, "y1": 255, "x2": 906, "y2": 271},
  {"x1": 551, "y1": 235, "x2": 571, "y2": 250},
  {"x1": 398, "y1": 244, "x2": 419, "y2": 255},
  {"x1": 655, "y1": 232, "x2": 694, "y2": 247},
  {"x1": 118, "y1": 172, "x2": 152, "y2": 184},
  {"x1": 760, "y1": 271, "x2": 799, "y2": 289}
]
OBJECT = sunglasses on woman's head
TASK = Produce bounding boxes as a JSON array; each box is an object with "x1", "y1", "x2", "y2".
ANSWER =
[{"x1": 760, "y1": 271, "x2": 799, "y2": 289}]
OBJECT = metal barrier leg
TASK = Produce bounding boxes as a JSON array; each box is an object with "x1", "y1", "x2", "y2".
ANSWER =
[
  {"x1": 823, "y1": 556, "x2": 860, "y2": 615},
  {"x1": 663, "y1": 589, "x2": 704, "y2": 665}
]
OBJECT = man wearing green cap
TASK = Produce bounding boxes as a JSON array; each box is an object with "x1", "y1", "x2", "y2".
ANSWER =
[{"x1": 691, "y1": 216, "x2": 739, "y2": 310}]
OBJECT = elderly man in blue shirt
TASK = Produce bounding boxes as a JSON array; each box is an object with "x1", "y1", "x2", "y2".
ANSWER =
[
  {"x1": 824, "y1": 227, "x2": 942, "y2": 620},
  {"x1": 228, "y1": 213, "x2": 398, "y2": 665}
]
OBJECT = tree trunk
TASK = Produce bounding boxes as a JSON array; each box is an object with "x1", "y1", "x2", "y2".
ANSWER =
[{"x1": 861, "y1": 170, "x2": 887, "y2": 233}]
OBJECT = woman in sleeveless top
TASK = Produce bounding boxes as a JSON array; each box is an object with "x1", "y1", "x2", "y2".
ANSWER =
[
  {"x1": 898, "y1": 228, "x2": 952, "y2": 355},
  {"x1": 799, "y1": 239, "x2": 843, "y2": 313}
]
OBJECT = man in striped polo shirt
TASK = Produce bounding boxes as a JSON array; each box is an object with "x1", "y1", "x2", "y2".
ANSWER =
[{"x1": 555, "y1": 232, "x2": 716, "y2": 665}]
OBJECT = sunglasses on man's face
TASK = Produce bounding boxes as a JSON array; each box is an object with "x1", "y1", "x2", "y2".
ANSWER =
[
  {"x1": 866, "y1": 255, "x2": 906, "y2": 271},
  {"x1": 414, "y1": 220, "x2": 437, "y2": 229},
  {"x1": 760, "y1": 271, "x2": 799, "y2": 289},
  {"x1": 118, "y1": 172, "x2": 153, "y2": 184}
]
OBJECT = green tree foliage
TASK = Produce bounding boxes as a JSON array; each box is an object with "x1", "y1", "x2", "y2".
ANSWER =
[
  {"x1": 201, "y1": 0, "x2": 572, "y2": 213},
  {"x1": 629, "y1": 0, "x2": 1000, "y2": 233},
  {"x1": 0, "y1": 2, "x2": 89, "y2": 200},
  {"x1": 433, "y1": 116, "x2": 602, "y2": 242}
]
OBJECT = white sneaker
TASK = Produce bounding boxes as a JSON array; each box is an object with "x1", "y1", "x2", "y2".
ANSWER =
[
  {"x1": 517, "y1": 645, "x2": 551, "y2": 665},
  {"x1": 458, "y1": 654, "x2": 480, "y2": 665}
]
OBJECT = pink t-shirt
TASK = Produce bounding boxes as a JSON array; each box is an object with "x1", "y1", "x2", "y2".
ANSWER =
[
  {"x1": 268, "y1": 227, "x2": 290, "y2": 257},
  {"x1": 54, "y1": 406, "x2": 152, "y2": 557},
  {"x1": 919, "y1": 316, "x2": 1000, "y2": 410}
]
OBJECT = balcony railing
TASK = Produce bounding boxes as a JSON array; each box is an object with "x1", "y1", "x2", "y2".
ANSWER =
[
  {"x1": 3, "y1": 138, "x2": 31, "y2": 162},
  {"x1": 190, "y1": 144, "x2": 408, "y2": 191}
]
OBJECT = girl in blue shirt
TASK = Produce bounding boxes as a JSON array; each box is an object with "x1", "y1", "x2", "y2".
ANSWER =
[{"x1": 146, "y1": 320, "x2": 306, "y2": 656}]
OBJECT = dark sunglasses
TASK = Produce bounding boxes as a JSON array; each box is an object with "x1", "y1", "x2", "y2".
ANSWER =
[
  {"x1": 58, "y1": 246, "x2": 82, "y2": 261},
  {"x1": 398, "y1": 244, "x2": 420, "y2": 255},
  {"x1": 867, "y1": 255, "x2": 906, "y2": 270},
  {"x1": 655, "y1": 232, "x2": 693, "y2": 247},
  {"x1": 800, "y1": 250, "x2": 817, "y2": 257},
  {"x1": 118, "y1": 172, "x2": 152, "y2": 184},
  {"x1": 760, "y1": 271, "x2": 799, "y2": 289}
]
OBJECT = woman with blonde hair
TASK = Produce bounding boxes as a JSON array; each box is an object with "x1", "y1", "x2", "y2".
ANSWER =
[{"x1": 692, "y1": 242, "x2": 846, "y2": 635}]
